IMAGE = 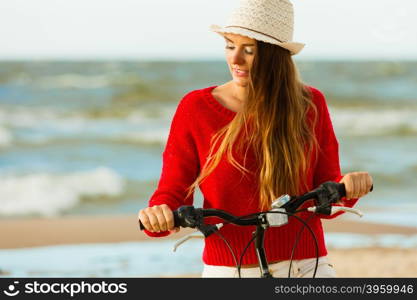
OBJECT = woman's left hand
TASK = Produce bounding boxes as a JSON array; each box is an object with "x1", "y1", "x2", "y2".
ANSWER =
[{"x1": 339, "y1": 171, "x2": 373, "y2": 200}]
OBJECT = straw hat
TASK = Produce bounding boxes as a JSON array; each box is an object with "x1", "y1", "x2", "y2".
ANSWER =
[{"x1": 210, "y1": 0, "x2": 305, "y2": 55}]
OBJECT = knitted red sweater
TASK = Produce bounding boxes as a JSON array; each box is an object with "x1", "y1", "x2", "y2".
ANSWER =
[{"x1": 144, "y1": 85, "x2": 359, "y2": 266}]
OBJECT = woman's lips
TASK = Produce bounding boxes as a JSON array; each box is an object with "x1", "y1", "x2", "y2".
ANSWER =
[{"x1": 233, "y1": 68, "x2": 249, "y2": 77}]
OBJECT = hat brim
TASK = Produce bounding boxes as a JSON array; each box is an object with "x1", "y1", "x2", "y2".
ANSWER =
[{"x1": 210, "y1": 24, "x2": 305, "y2": 55}]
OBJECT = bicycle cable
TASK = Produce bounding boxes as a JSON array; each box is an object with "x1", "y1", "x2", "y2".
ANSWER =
[
  {"x1": 237, "y1": 232, "x2": 258, "y2": 278},
  {"x1": 287, "y1": 212, "x2": 317, "y2": 278},
  {"x1": 190, "y1": 206, "x2": 320, "y2": 278},
  {"x1": 212, "y1": 230, "x2": 239, "y2": 272},
  {"x1": 223, "y1": 209, "x2": 319, "y2": 278},
  {"x1": 259, "y1": 210, "x2": 319, "y2": 278},
  {"x1": 286, "y1": 203, "x2": 342, "y2": 278}
]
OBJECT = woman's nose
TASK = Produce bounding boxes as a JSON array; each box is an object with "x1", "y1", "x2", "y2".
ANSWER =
[{"x1": 231, "y1": 50, "x2": 245, "y2": 65}]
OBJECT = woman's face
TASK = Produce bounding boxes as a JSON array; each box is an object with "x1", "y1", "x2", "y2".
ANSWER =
[{"x1": 223, "y1": 33, "x2": 256, "y2": 87}]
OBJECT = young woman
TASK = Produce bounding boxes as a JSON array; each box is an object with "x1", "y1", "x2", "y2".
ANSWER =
[{"x1": 138, "y1": 0, "x2": 373, "y2": 277}]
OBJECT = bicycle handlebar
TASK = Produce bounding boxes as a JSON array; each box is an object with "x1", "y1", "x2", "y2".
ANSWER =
[
  {"x1": 138, "y1": 181, "x2": 372, "y2": 279},
  {"x1": 139, "y1": 181, "x2": 373, "y2": 231}
]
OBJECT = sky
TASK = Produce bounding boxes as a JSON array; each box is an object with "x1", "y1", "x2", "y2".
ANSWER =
[{"x1": 0, "y1": 0, "x2": 416, "y2": 60}]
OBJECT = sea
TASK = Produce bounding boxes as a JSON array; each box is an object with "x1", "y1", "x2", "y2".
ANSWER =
[{"x1": 0, "y1": 60, "x2": 416, "y2": 277}]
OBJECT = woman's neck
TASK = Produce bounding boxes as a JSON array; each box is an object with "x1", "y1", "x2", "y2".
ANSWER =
[{"x1": 229, "y1": 81, "x2": 248, "y2": 103}]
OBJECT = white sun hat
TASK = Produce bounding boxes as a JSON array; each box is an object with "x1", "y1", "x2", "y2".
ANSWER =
[{"x1": 210, "y1": 0, "x2": 305, "y2": 55}]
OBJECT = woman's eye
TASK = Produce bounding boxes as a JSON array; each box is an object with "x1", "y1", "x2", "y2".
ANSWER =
[
  {"x1": 225, "y1": 45, "x2": 254, "y2": 55},
  {"x1": 245, "y1": 48, "x2": 254, "y2": 55}
]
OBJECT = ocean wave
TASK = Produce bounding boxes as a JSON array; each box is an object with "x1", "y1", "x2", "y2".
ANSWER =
[
  {"x1": 326, "y1": 233, "x2": 417, "y2": 249},
  {"x1": 0, "y1": 126, "x2": 13, "y2": 148},
  {"x1": 126, "y1": 105, "x2": 175, "y2": 122},
  {"x1": 34, "y1": 74, "x2": 111, "y2": 89},
  {"x1": 0, "y1": 167, "x2": 125, "y2": 217},
  {"x1": 0, "y1": 241, "x2": 204, "y2": 277},
  {"x1": 1, "y1": 233, "x2": 417, "y2": 277},
  {"x1": 331, "y1": 106, "x2": 417, "y2": 135},
  {"x1": 0, "y1": 106, "x2": 172, "y2": 147},
  {"x1": 115, "y1": 129, "x2": 169, "y2": 144},
  {"x1": 349, "y1": 210, "x2": 417, "y2": 229},
  {"x1": 12, "y1": 70, "x2": 145, "y2": 90},
  {"x1": 0, "y1": 106, "x2": 83, "y2": 128},
  {"x1": 1, "y1": 105, "x2": 416, "y2": 150}
]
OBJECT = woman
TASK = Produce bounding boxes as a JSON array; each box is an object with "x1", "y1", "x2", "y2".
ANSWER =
[{"x1": 138, "y1": 0, "x2": 373, "y2": 277}]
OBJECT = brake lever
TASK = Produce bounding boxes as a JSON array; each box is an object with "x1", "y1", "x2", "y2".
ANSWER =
[
  {"x1": 173, "y1": 231, "x2": 204, "y2": 252},
  {"x1": 307, "y1": 206, "x2": 363, "y2": 217},
  {"x1": 172, "y1": 223, "x2": 224, "y2": 252}
]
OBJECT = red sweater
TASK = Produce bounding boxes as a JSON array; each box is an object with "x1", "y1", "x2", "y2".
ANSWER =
[{"x1": 144, "y1": 85, "x2": 359, "y2": 266}]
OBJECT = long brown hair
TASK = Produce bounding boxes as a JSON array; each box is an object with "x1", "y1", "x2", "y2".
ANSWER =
[{"x1": 187, "y1": 40, "x2": 318, "y2": 211}]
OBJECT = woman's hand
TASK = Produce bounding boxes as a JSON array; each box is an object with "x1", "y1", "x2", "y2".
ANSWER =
[
  {"x1": 138, "y1": 204, "x2": 180, "y2": 233},
  {"x1": 339, "y1": 171, "x2": 373, "y2": 200}
]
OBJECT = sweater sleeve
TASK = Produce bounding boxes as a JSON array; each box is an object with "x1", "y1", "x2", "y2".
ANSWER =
[
  {"x1": 143, "y1": 93, "x2": 200, "y2": 237},
  {"x1": 311, "y1": 87, "x2": 359, "y2": 219}
]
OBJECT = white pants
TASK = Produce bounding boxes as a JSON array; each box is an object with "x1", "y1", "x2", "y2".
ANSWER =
[{"x1": 202, "y1": 256, "x2": 337, "y2": 278}]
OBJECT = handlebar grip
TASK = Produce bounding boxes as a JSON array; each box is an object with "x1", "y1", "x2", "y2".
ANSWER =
[
  {"x1": 139, "y1": 220, "x2": 145, "y2": 230},
  {"x1": 138, "y1": 210, "x2": 180, "y2": 231},
  {"x1": 336, "y1": 183, "x2": 346, "y2": 198},
  {"x1": 337, "y1": 183, "x2": 374, "y2": 199},
  {"x1": 173, "y1": 210, "x2": 180, "y2": 227}
]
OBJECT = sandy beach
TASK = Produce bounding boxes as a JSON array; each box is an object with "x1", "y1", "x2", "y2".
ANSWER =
[{"x1": 1, "y1": 215, "x2": 417, "y2": 277}]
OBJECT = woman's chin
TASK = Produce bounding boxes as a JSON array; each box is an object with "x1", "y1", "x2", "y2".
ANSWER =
[{"x1": 232, "y1": 77, "x2": 249, "y2": 87}]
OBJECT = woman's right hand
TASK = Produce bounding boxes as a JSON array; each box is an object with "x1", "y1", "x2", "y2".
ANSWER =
[{"x1": 138, "y1": 204, "x2": 180, "y2": 233}]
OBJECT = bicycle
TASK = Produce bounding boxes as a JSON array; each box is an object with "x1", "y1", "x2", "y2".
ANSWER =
[{"x1": 139, "y1": 181, "x2": 373, "y2": 278}]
